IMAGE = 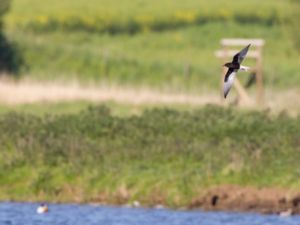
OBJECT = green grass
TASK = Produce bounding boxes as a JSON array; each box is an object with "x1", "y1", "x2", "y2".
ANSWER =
[
  {"x1": 0, "y1": 105, "x2": 300, "y2": 205},
  {"x1": 0, "y1": 101, "x2": 91, "y2": 116},
  {"x1": 0, "y1": 100, "x2": 200, "y2": 117},
  {"x1": 2, "y1": 0, "x2": 299, "y2": 91},
  {"x1": 5, "y1": 21, "x2": 300, "y2": 91},
  {"x1": 5, "y1": 0, "x2": 291, "y2": 33}
]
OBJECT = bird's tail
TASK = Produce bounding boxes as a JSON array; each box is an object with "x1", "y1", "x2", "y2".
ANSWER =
[{"x1": 240, "y1": 65, "x2": 250, "y2": 72}]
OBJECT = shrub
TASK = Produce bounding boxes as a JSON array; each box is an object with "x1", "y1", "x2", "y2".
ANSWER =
[
  {"x1": 0, "y1": 0, "x2": 23, "y2": 73},
  {"x1": 288, "y1": 0, "x2": 300, "y2": 52},
  {"x1": 0, "y1": 105, "x2": 300, "y2": 201}
]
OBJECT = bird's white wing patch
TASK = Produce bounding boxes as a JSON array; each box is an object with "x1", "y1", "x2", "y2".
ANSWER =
[
  {"x1": 223, "y1": 71, "x2": 236, "y2": 98},
  {"x1": 240, "y1": 65, "x2": 250, "y2": 71}
]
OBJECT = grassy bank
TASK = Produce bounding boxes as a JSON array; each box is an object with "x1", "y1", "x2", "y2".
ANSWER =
[{"x1": 0, "y1": 105, "x2": 299, "y2": 205}]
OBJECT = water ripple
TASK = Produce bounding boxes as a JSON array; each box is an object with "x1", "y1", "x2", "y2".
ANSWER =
[{"x1": 0, "y1": 202, "x2": 299, "y2": 225}]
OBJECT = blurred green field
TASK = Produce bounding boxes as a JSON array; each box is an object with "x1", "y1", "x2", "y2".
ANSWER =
[
  {"x1": 0, "y1": 105, "x2": 299, "y2": 204},
  {"x1": 5, "y1": 0, "x2": 290, "y2": 33},
  {"x1": 5, "y1": 23, "x2": 300, "y2": 91},
  {"x1": 3, "y1": 0, "x2": 300, "y2": 91},
  {"x1": 0, "y1": 101, "x2": 92, "y2": 116}
]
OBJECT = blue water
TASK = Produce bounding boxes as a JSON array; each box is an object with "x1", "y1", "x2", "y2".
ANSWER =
[{"x1": 0, "y1": 202, "x2": 299, "y2": 225}]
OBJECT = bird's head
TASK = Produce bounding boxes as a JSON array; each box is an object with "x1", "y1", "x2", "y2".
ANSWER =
[{"x1": 223, "y1": 62, "x2": 231, "y2": 68}]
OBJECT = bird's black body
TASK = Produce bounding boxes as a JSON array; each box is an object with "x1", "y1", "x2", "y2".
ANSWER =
[
  {"x1": 224, "y1": 62, "x2": 240, "y2": 70},
  {"x1": 224, "y1": 63, "x2": 240, "y2": 82}
]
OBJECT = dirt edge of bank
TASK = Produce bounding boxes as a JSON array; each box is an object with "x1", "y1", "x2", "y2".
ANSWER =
[{"x1": 188, "y1": 185, "x2": 300, "y2": 215}]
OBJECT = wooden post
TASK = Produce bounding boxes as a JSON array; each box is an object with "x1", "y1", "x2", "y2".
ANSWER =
[
  {"x1": 233, "y1": 78, "x2": 252, "y2": 104},
  {"x1": 220, "y1": 45, "x2": 228, "y2": 104},
  {"x1": 183, "y1": 63, "x2": 190, "y2": 79},
  {"x1": 103, "y1": 49, "x2": 110, "y2": 75},
  {"x1": 255, "y1": 46, "x2": 264, "y2": 106}
]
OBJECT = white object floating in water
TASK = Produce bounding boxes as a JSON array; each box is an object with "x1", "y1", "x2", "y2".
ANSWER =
[
  {"x1": 155, "y1": 204, "x2": 164, "y2": 209},
  {"x1": 36, "y1": 203, "x2": 49, "y2": 214},
  {"x1": 132, "y1": 201, "x2": 140, "y2": 207},
  {"x1": 279, "y1": 208, "x2": 293, "y2": 217}
]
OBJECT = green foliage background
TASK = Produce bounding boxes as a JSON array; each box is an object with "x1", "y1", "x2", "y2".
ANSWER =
[
  {"x1": 1, "y1": 0, "x2": 299, "y2": 90},
  {"x1": 0, "y1": 0, "x2": 22, "y2": 73},
  {"x1": 0, "y1": 105, "x2": 300, "y2": 204}
]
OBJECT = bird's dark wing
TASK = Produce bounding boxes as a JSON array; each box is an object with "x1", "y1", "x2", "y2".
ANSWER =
[
  {"x1": 232, "y1": 44, "x2": 251, "y2": 64},
  {"x1": 223, "y1": 68, "x2": 237, "y2": 98}
]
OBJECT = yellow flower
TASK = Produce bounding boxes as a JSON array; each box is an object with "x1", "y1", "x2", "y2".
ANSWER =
[
  {"x1": 134, "y1": 14, "x2": 155, "y2": 32},
  {"x1": 82, "y1": 16, "x2": 95, "y2": 27},
  {"x1": 217, "y1": 9, "x2": 232, "y2": 20},
  {"x1": 36, "y1": 15, "x2": 49, "y2": 25},
  {"x1": 175, "y1": 10, "x2": 197, "y2": 23}
]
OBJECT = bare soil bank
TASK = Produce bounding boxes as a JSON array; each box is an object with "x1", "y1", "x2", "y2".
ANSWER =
[
  {"x1": 82, "y1": 185, "x2": 300, "y2": 215},
  {"x1": 189, "y1": 185, "x2": 300, "y2": 215}
]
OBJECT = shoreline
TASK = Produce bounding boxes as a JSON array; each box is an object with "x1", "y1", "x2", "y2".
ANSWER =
[
  {"x1": 4, "y1": 185, "x2": 300, "y2": 215},
  {"x1": 188, "y1": 185, "x2": 300, "y2": 215}
]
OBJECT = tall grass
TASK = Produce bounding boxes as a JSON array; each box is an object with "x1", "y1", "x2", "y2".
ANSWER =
[
  {"x1": 0, "y1": 105, "x2": 300, "y2": 204},
  {"x1": 7, "y1": 21, "x2": 300, "y2": 90},
  {"x1": 287, "y1": 0, "x2": 300, "y2": 53}
]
